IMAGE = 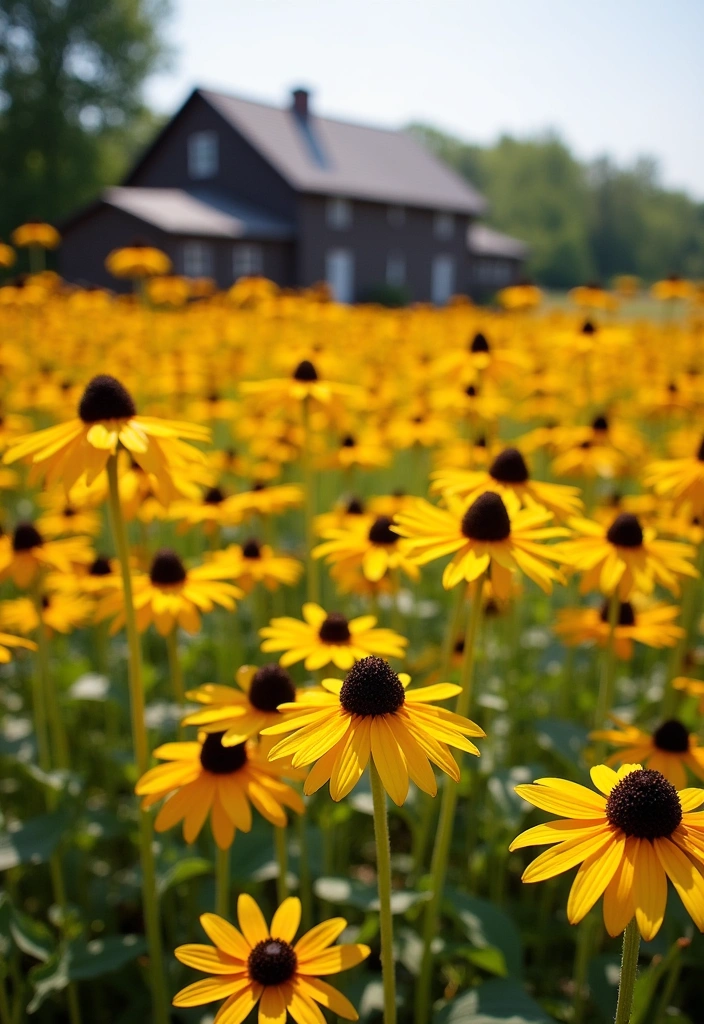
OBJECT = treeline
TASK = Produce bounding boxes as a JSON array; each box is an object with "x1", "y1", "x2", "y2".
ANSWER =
[{"x1": 410, "y1": 125, "x2": 704, "y2": 288}]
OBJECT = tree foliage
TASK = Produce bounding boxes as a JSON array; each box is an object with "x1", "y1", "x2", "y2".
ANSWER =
[
  {"x1": 410, "y1": 124, "x2": 704, "y2": 287},
  {"x1": 0, "y1": 0, "x2": 170, "y2": 237}
]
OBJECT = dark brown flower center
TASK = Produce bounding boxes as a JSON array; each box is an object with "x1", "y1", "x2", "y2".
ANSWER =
[
  {"x1": 199, "y1": 732, "x2": 248, "y2": 774},
  {"x1": 319, "y1": 613, "x2": 351, "y2": 644},
  {"x1": 89, "y1": 555, "x2": 112, "y2": 576},
  {"x1": 293, "y1": 359, "x2": 318, "y2": 382},
  {"x1": 605, "y1": 768, "x2": 682, "y2": 839},
  {"x1": 653, "y1": 719, "x2": 690, "y2": 754},
  {"x1": 368, "y1": 516, "x2": 397, "y2": 546},
  {"x1": 339, "y1": 656, "x2": 405, "y2": 716},
  {"x1": 247, "y1": 938, "x2": 297, "y2": 986},
  {"x1": 600, "y1": 600, "x2": 635, "y2": 627},
  {"x1": 248, "y1": 665, "x2": 296, "y2": 712},
  {"x1": 581, "y1": 320, "x2": 597, "y2": 335},
  {"x1": 242, "y1": 538, "x2": 262, "y2": 559},
  {"x1": 470, "y1": 332, "x2": 490, "y2": 353},
  {"x1": 697, "y1": 436, "x2": 704, "y2": 462},
  {"x1": 461, "y1": 492, "x2": 511, "y2": 542},
  {"x1": 149, "y1": 549, "x2": 187, "y2": 585},
  {"x1": 606, "y1": 513, "x2": 643, "y2": 548},
  {"x1": 62, "y1": 506, "x2": 77, "y2": 518},
  {"x1": 489, "y1": 448, "x2": 529, "y2": 484},
  {"x1": 592, "y1": 414, "x2": 609, "y2": 432},
  {"x1": 203, "y1": 486, "x2": 225, "y2": 505},
  {"x1": 341, "y1": 435, "x2": 356, "y2": 448},
  {"x1": 78, "y1": 374, "x2": 136, "y2": 423},
  {"x1": 465, "y1": 384, "x2": 477, "y2": 397},
  {"x1": 12, "y1": 522, "x2": 43, "y2": 551},
  {"x1": 346, "y1": 497, "x2": 365, "y2": 514}
]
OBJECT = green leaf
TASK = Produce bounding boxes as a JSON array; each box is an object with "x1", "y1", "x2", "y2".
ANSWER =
[
  {"x1": 437, "y1": 978, "x2": 556, "y2": 1022},
  {"x1": 0, "y1": 811, "x2": 69, "y2": 871},
  {"x1": 10, "y1": 905, "x2": 54, "y2": 962},
  {"x1": 28, "y1": 935, "x2": 146, "y2": 1012},
  {"x1": 464, "y1": 946, "x2": 508, "y2": 977},
  {"x1": 0, "y1": 892, "x2": 12, "y2": 960},
  {"x1": 447, "y1": 890, "x2": 523, "y2": 978},
  {"x1": 157, "y1": 857, "x2": 212, "y2": 899},
  {"x1": 535, "y1": 719, "x2": 588, "y2": 769},
  {"x1": 313, "y1": 876, "x2": 431, "y2": 914}
]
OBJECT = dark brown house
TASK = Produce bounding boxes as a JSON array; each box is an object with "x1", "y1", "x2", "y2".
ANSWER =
[{"x1": 60, "y1": 87, "x2": 525, "y2": 302}]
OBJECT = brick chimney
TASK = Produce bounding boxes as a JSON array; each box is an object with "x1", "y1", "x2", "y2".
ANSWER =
[{"x1": 291, "y1": 88, "x2": 310, "y2": 119}]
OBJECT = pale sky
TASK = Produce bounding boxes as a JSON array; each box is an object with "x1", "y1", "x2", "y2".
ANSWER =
[{"x1": 146, "y1": 0, "x2": 704, "y2": 198}]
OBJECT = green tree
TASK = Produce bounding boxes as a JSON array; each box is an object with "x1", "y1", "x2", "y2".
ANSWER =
[{"x1": 0, "y1": 0, "x2": 171, "y2": 238}]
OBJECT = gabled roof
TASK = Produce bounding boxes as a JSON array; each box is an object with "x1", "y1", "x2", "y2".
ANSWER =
[
  {"x1": 197, "y1": 88, "x2": 486, "y2": 215},
  {"x1": 103, "y1": 187, "x2": 294, "y2": 240},
  {"x1": 468, "y1": 223, "x2": 529, "y2": 260}
]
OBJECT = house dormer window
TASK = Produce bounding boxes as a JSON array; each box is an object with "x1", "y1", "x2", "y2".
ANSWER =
[
  {"x1": 326, "y1": 197, "x2": 352, "y2": 230},
  {"x1": 433, "y1": 212, "x2": 455, "y2": 241},
  {"x1": 387, "y1": 205, "x2": 405, "y2": 228},
  {"x1": 188, "y1": 131, "x2": 218, "y2": 179}
]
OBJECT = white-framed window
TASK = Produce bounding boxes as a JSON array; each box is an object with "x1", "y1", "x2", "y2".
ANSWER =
[
  {"x1": 431, "y1": 254, "x2": 455, "y2": 305},
  {"x1": 386, "y1": 252, "x2": 406, "y2": 288},
  {"x1": 387, "y1": 205, "x2": 406, "y2": 228},
  {"x1": 188, "y1": 131, "x2": 218, "y2": 179},
  {"x1": 433, "y1": 212, "x2": 455, "y2": 240},
  {"x1": 182, "y1": 241, "x2": 214, "y2": 277},
  {"x1": 326, "y1": 197, "x2": 352, "y2": 230},
  {"x1": 325, "y1": 248, "x2": 354, "y2": 303},
  {"x1": 233, "y1": 244, "x2": 264, "y2": 279}
]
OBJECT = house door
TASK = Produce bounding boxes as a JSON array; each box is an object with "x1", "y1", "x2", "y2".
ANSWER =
[
  {"x1": 431, "y1": 254, "x2": 455, "y2": 305},
  {"x1": 326, "y1": 248, "x2": 354, "y2": 303}
]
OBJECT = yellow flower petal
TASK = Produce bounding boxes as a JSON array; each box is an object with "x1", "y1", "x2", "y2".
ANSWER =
[
  {"x1": 199, "y1": 914, "x2": 252, "y2": 960},
  {"x1": 237, "y1": 894, "x2": 269, "y2": 947},
  {"x1": 270, "y1": 898, "x2": 301, "y2": 943}
]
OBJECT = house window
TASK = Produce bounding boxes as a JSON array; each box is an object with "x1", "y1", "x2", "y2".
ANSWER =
[
  {"x1": 233, "y1": 244, "x2": 263, "y2": 279},
  {"x1": 182, "y1": 241, "x2": 214, "y2": 278},
  {"x1": 326, "y1": 197, "x2": 352, "y2": 230},
  {"x1": 433, "y1": 212, "x2": 455, "y2": 241},
  {"x1": 387, "y1": 205, "x2": 405, "y2": 228},
  {"x1": 326, "y1": 249, "x2": 354, "y2": 303},
  {"x1": 386, "y1": 252, "x2": 406, "y2": 288},
  {"x1": 188, "y1": 131, "x2": 218, "y2": 179},
  {"x1": 431, "y1": 255, "x2": 455, "y2": 305}
]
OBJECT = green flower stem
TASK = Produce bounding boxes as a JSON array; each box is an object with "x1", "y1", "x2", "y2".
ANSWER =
[
  {"x1": 275, "y1": 826, "x2": 289, "y2": 903},
  {"x1": 32, "y1": 585, "x2": 69, "y2": 771},
  {"x1": 412, "y1": 586, "x2": 465, "y2": 877},
  {"x1": 166, "y1": 628, "x2": 185, "y2": 739},
  {"x1": 370, "y1": 760, "x2": 396, "y2": 1024},
  {"x1": 415, "y1": 575, "x2": 484, "y2": 1024},
  {"x1": 29, "y1": 634, "x2": 51, "y2": 774},
  {"x1": 296, "y1": 814, "x2": 313, "y2": 931},
  {"x1": 614, "y1": 919, "x2": 641, "y2": 1024},
  {"x1": 301, "y1": 397, "x2": 319, "y2": 605},
  {"x1": 106, "y1": 454, "x2": 169, "y2": 1024},
  {"x1": 594, "y1": 590, "x2": 620, "y2": 735},
  {"x1": 215, "y1": 845, "x2": 230, "y2": 918}
]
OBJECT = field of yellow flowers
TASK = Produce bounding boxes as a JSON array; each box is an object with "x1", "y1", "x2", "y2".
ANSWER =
[{"x1": 0, "y1": 236, "x2": 703, "y2": 1024}]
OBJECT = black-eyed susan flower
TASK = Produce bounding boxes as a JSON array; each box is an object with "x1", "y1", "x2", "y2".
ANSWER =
[
  {"x1": 510, "y1": 764, "x2": 704, "y2": 940},
  {"x1": 105, "y1": 241, "x2": 172, "y2": 279},
  {"x1": 644, "y1": 437, "x2": 704, "y2": 516},
  {"x1": 136, "y1": 733, "x2": 304, "y2": 849},
  {"x1": 184, "y1": 664, "x2": 305, "y2": 746},
  {"x1": 215, "y1": 540, "x2": 303, "y2": 594},
  {"x1": 590, "y1": 719, "x2": 704, "y2": 789},
  {"x1": 259, "y1": 603, "x2": 408, "y2": 671},
  {"x1": 264, "y1": 655, "x2": 484, "y2": 806},
  {"x1": 11, "y1": 221, "x2": 60, "y2": 249},
  {"x1": 650, "y1": 274, "x2": 693, "y2": 302},
  {"x1": 559, "y1": 512, "x2": 698, "y2": 598},
  {"x1": 172, "y1": 895, "x2": 369, "y2": 1022},
  {"x1": 96, "y1": 548, "x2": 242, "y2": 635},
  {"x1": 0, "y1": 522, "x2": 93, "y2": 588},
  {"x1": 0, "y1": 591, "x2": 93, "y2": 636},
  {"x1": 554, "y1": 599, "x2": 684, "y2": 660},
  {"x1": 36, "y1": 495, "x2": 102, "y2": 538},
  {"x1": 314, "y1": 495, "x2": 372, "y2": 535},
  {"x1": 394, "y1": 491, "x2": 568, "y2": 597},
  {"x1": 170, "y1": 484, "x2": 243, "y2": 534},
  {"x1": 231, "y1": 482, "x2": 305, "y2": 519},
  {"x1": 313, "y1": 515, "x2": 420, "y2": 584},
  {"x1": 4, "y1": 375, "x2": 210, "y2": 500},
  {"x1": 431, "y1": 446, "x2": 583, "y2": 520},
  {"x1": 0, "y1": 632, "x2": 36, "y2": 661},
  {"x1": 240, "y1": 359, "x2": 362, "y2": 409},
  {"x1": 0, "y1": 242, "x2": 16, "y2": 270}
]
